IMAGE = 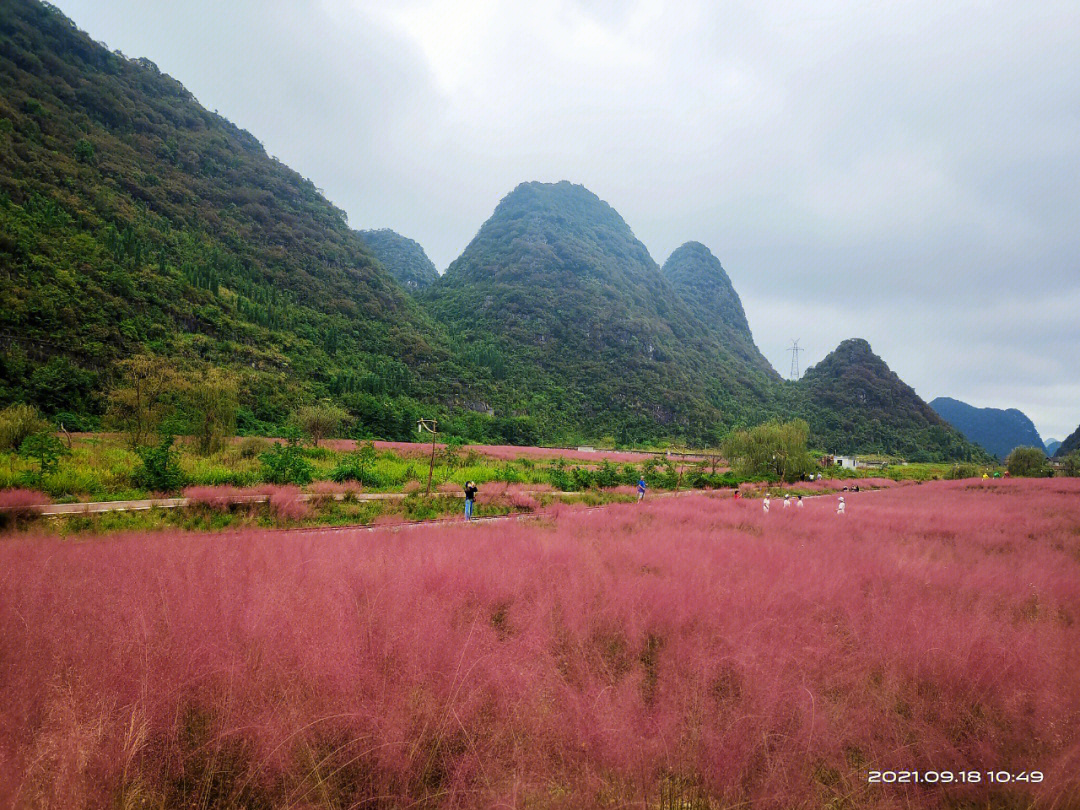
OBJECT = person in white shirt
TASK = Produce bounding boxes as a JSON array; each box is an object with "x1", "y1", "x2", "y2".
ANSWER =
[
  {"x1": 797, "y1": 495, "x2": 804, "y2": 508},
  {"x1": 837, "y1": 496, "x2": 846, "y2": 515},
  {"x1": 783, "y1": 494, "x2": 790, "y2": 508},
  {"x1": 763, "y1": 495, "x2": 771, "y2": 513}
]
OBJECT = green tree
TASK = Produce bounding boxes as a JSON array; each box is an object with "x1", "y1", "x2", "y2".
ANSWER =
[
  {"x1": 73, "y1": 138, "x2": 95, "y2": 163},
  {"x1": 294, "y1": 402, "x2": 351, "y2": 447},
  {"x1": 1061, "y1": 451, "x2": 1080, "y2": 477},
  {"x1": 260, "y1": 430, "x2": 314, "y2": 485},
  {"x1": 134, "y1": 435, "x2": 186, "y2": 492},
  {"x1": 18, "y1": 431, "x2": 66, "y2": 477},
  {"x1": 185, "y1": 367, "x2": 239, "y2": 455},
  {"x1": 1006, "y1": 446, "x2": 1048, "y2": 477},
  {"x1": 722, "y1": 419, "x2": 817, "y2": 482},
  {"x1": 106, "y1": 355, "x2": 184, "y2": 448},
  {"x1": 0, "y1": 403, "x2": 49, "y2": 452}
]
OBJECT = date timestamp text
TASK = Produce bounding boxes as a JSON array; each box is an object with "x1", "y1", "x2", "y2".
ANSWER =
[{"x1": 868, "y1": 771, "x2": 1043, "y2": 784}]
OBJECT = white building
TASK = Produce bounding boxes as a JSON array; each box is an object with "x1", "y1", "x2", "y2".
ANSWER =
[{"x1": 834, "y1": 455, "x2": 858, "y2": 470}]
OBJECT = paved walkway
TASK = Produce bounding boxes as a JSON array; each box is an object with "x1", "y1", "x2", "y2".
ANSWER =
[{"x1": 25, "y1": 491, "x2": 410, "y2": 516}]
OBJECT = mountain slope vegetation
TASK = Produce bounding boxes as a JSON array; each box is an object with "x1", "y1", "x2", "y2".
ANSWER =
[
  {"x1": 0, "y1": 0, "x2": 480, "y2": 436},
  {"x1": 422, "y1": 181, "x2": 776, "y2": 445},
  {"x1": 1055, "y1": 425, "x2": 1080, "y2": 458},
  {"x1": 0, "y1": 1, "x2": 990, "y2": 457},
  {"x1": 661, "y1": 241, "x2": 777, "y2": 377},
  {"x1": 357, "y1": 228, "x2": 439, "y2": 291},
  {"x1": 929, "y1": 396, "x2": 1045, "y2": 460},
  {"x1": 787, "y1": 339, "x2": 983, "y2": 461}
]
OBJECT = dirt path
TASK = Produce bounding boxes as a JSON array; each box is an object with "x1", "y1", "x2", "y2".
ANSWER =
[{"x1": 8, "y1": 483, "x2": 870, "y2": 520}]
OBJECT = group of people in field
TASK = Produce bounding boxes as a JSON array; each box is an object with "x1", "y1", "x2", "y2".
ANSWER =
[
  {"x1": 462, "y1": 475, "x2": 850, "y2": 520},
  {"x1": 748, "y1": 491, "x2": 847, "y2": 515}
]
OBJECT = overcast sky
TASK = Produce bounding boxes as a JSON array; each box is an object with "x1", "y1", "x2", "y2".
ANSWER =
[{"x1": 58, "y1": 0, "x2": 1080, "y2": 441}]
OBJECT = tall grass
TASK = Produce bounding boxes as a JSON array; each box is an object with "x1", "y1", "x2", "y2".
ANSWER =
[{"x1": 2, "y1": 480, "x2": 1077, "y2": 807}]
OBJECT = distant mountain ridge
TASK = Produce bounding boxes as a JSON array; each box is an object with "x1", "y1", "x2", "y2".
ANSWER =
[
  {"x1": 358, "y1": 229, "x2": 439, "y2": 291},
  {"x1": 661, "y1": 241, "x2": 777, "y2": 377},
  {"x1": 928, "y1": 397, "x2": 1046, "y2": 459},
  {"x1": 1045, "y1": 438, "x2": 1062, "y2": 456},
  {"x1": 787, "y1": 340, "x2": 983, "y2": 461}
]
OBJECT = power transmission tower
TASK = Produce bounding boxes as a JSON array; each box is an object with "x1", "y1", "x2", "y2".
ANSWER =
[{"x1": 788, "y1": 339, "x2": 804, "y2": 380}]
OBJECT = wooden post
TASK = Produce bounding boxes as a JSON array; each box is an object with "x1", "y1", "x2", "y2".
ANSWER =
[
  {"x1": 417, "y1": 418, "x2": 438, "y2": 497},
  {"x1": 427, "y1": 424, "x2": 436, "y2": 496}
]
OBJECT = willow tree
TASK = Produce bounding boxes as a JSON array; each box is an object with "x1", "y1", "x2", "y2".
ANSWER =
[{"x1": 722, "y1": 419, "x2": 816, "y2": 482}]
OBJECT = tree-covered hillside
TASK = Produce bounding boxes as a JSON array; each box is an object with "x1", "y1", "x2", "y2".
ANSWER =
[
  {"x1": 929, "y1": 396, "x2": 1045, "y2": 460},
  {"x1": 787, "y1": 339, "x2": 984, "y2": 461},
  {"x1": 661, "y1": 241, "x2": 777, "y2": 377},
  {"x1": 1055, "y1": 425, "x2": 1080, "y2": 458},
  {"x1": 357, "y1": 228, "x2": 439, "y2": 291},
  {"x1": 0, "y1": 0, "x2": 480, "y2": 436},
  {"x1": 422, "y1": 181, "x2": 776, "y2": 445},
  {"x1": 0, "y1": 1, "x2": 994, "y2": 457}
]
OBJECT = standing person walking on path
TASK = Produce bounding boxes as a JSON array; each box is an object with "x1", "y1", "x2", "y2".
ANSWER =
[
  {"x1": 464, "y1": 481, "x2": 478, "y2": 520},
  {"x1": 637, "y1": 476, "x2": 647, "y2": 502}
]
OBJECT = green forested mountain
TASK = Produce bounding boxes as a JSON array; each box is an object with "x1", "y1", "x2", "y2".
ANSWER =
[
  {"x1": 421, "y1": 181, "x2": 775, "y2": 445},
  {"x1": 928, "y1": 396, "x2": 1045, "y2": 460},
  {"x1": 0, "y1": 0, "x2": 989, "y2": 457},
  {"x1": 788, "y1": 339, "x2": 984, "y2": 461},
  {"x1": 1055, "y1": 425, "x2": 1080, "y2": 458},
  {"x1": 661, "y1": 241, "x2": 777, "y2": 377},
  {"x1": 0, "y1": 0, "x2": 481, "y2": 436},
  {"x1": 357, "y1": 228, "x2": 439, "y2": 291}
]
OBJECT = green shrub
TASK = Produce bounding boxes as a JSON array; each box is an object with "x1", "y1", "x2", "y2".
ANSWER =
[
  {"x1": 547, "y1": 460, "x2": 571, "y2": 491},
  {"x1": 18, "y1": 432, "x2": 67, "y2": 478},
  {"x1": 259, "y1": 436, "x2": 314, "y2": 485},
  {"x1": 594, "y1": 460, "x2": 620, "y2": 489},
  {"x1": 134, "y1": 435, "x2": 186, "y2": 493},
  {"x1": 238, "y1": 436, "x2": 269, "y2": 459},
  {"x1": 571, "y1": 466, "x2": 594, "y2": 490},
  {"x1": 946, "y1": 463, "x2": 980, "y2": 480},
  {"x1": 0, "y1": 403, "x2": 49, "y2": 451}
]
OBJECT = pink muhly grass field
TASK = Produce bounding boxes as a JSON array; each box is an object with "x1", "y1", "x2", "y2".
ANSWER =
[
  {"x1": 0, "y1": 488, "x2": 51, "y2": 511},
  {"x1": 306, "y1": 479, "x2": 361, "y2": 501},
  {"x1": 1, "y1": 479, "x2": 1078, "y2": 807},
  {"x1": 182, "y1": 484, "x2": 247, "y2": 511}
]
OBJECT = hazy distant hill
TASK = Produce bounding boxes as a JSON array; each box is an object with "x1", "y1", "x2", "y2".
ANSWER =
[
  {"x1": 1045, "y1": 438, "x2": 1062, "y2": 456},
  {"x1": 1055, "y1": 426, "x2": 1080, "y2": 458},
  {"x1": 661, "y1": 241, "x2": 777, "y2": 377},
  {"x1": 788, "y1": 339, "x2": 983, "y2": 461},
  {"x1": 358, "y1": 229, "x2": 439, "y2": 291},
  {"x1": 0, "y1": 0, "x2": 480, "y2": 436},
  {"x1": 928, "y1": 397, "x2": 1045, "y2": 460},
  {"x1": 422, "y1": 181, "x2": 775, "y2": 445}
]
